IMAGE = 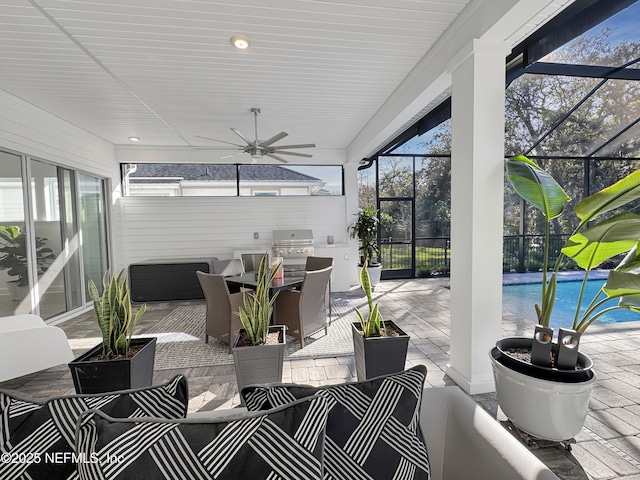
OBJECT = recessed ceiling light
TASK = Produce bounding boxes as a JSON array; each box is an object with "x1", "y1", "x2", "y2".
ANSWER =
[
  {"x1": 230, "y1": 35, "x2": 251, "y2": 50},
  {"x1": 128, "y1": 136, "x2": 140, "y2": 142}
]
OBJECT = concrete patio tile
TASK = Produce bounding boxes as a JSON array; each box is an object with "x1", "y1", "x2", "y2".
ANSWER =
[
  {"x1": 308, "y1": 367, "x2": 328, "y2": 381},
  {"x1": 290, "y1": 368, "x2": 310, "y2": 383},
  {"x1": 570, "y1": 442, "x2": 618, "y2": 479},
  {"x1": 597, "y1": 379, "x2": 640, "y2": 404},
  {"x1": 591, "y1": 386, "x2": 637, "y2": 408},
  {"x1": 590, "y1": 409, "x2": 640, "y2": 436},
  {"x1": 323, "y1": 364, "x2": 351, "y2": 379},
  {"x1": 585, "y1": 414, "x2": 626, "y2": 440},
  {"x1": 576, "y1": 440, "x2": 640, "y2": 478},
  {"x1": 313, "y1": 357, "x2": 338, "y2": 367},
  {"x1": 288, "y1": 358, "x2": 316, "y2": 369},
  {"x1": 609, "y1": 435, "x2": 640, "y2": 462}
]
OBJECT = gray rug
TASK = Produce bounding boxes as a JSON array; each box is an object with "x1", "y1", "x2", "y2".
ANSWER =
[{"x1": 147, "y1": 297, "x2": 361, "y2": 370}]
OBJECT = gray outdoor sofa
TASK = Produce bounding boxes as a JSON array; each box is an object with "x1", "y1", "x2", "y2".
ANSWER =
[{"x1": 0, "y1": 367, "x2": 559, "y2": 480}]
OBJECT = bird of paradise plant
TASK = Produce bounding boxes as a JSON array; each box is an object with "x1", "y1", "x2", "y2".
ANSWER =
[{"x1": 506, "y1": 154, "x2": 640, "y2": 334}]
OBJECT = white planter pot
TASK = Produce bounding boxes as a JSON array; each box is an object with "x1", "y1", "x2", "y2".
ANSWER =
[
  {"x1": 490, "y1": 353, "x2": 596, "y2": 441},
  {"x1": 366, "y1": 264, "x2": 382, "y2": 288}
]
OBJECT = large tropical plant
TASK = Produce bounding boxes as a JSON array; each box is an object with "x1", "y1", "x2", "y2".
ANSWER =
[
  {"x1": 0, "y1": 225, "x2": 55, "y2": 286},
  {"x1": 506, "y1": 154, "x2": 640, "y2": 333},
  {"x1": 348, "y1": 208, "x2": 380, "y2": 267},
  {"x1": 237, "y1": 255, "x2": 280, "y2": 345},
  {"x1": 88, "y1": 269, "x2": 147, "y2": 359},
  {"x1": 355, "y1": 253, "x2": 384, "y2": 337}
]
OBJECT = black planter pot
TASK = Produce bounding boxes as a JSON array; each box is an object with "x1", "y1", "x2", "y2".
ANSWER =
[
  {"x1": 232, "y1": 325, "x2": 286, "y2": 391},
  {"x1": 352, "y1": 321, "x2": 410, "y2": 381},
  {"x1": 492, "y1": 336, "x2": 594, "y2": 383},
  {"x1": 68, "y1": 337, "x2": 157, "y2": 394}
]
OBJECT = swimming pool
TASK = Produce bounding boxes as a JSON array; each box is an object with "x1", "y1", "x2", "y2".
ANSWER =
[{"x1": 502, "y1": 278, "x2": 640, "y2": 328}]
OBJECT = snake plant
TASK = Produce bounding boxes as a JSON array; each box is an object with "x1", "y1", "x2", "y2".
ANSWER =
[
  {"x1": 237, "y1": 255, "x2": 280, "y2": 345},
  {"x1": 88, "y1": 269, "x2": 147, "y2": 359},
  {"x1": 355, "y1": 254, "x2": 384, "y2": 337},
  {"x1": 506, "y1": 154, "x2": 640, "y2": 333}
]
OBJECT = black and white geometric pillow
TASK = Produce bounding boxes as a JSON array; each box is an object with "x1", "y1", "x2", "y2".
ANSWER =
[
  {"x1": 241, "y1": 365, "x2": 430, "y2": 480},
  {"x1": 0, "y1": 375, "x2": 188, "y2": 480},
  {"x1": 75, "y1": 396, "x2": 330, "y2": 480}
]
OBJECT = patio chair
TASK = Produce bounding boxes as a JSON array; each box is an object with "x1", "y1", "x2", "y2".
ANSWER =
[
  {"x1": 241, "y1": 253, "x2": 267, "y2": 273},
  {"x1": 212, "y1": 258, "x2": 245, "y2": 276},
  {"x1": 305, "y1": 256, "x2": 333, "y2": 318},
  {"x1": 196, "y1": 271, "x2": 244, "y2": 353},
  {"x1": 275, "y1": 266, "x2": 332, "y2": 348}
]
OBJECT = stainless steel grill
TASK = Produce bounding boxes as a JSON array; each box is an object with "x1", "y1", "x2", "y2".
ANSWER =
[{"x1": 272, "y1": 229, "x2": 314, "y2": 274}]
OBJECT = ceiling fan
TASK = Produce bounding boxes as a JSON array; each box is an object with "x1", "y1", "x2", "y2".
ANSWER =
[{"x1": 195, "y1": 108, "x2": 316, "y2": 163}]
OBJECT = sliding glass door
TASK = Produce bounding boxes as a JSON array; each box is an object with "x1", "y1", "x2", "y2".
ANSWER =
[
  {"x1": 0, "y1": 151, "x2": 28, "y2": 316},
  {"x1": 0, "y1": 149, "x2": 110, "y2": 320}
]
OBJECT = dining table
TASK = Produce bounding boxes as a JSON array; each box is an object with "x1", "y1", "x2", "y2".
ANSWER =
[{"x1": 225, "y1": 271, "x2": 305, "y2": 323}]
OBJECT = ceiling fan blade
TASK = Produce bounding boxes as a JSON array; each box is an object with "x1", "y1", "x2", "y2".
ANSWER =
[
  {"x1": 269, "y1": 143, "x2": 316, "y2": 149},
  {"x1": 265, "y1": 153, "x2": 289, "y2": 164},
  {"x1": 193, "y1": 146, "x2": 242, "y2": 151},
  {"x1": 194, "y1": 135, "x2": 244, "y2": 147},
  {"x1": 219, "y1": 152, "x2": 246, "y2": 160},
  {"x1": 230, "y1": 128, "x2": 253, "y2": 145},
  {"x1": 261, "y1": 131, "x2": 288, "y2": 147},
  {"x1": 272, "y1": 150, "x2": 313, "y2": 158}
]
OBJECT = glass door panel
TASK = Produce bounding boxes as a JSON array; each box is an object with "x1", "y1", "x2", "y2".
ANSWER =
[
  {"x1": 78, "y1": 173, "x2": 109, "y2": 295},
  {"x1": 0, "y1": 151, "x2": 29, "y2": 316},
  {"x1": 61, "y1": 169, "x2": 82, "y2": 310},
  {"x1": 30, "y1": 159, "x2": 65, "y2": 319},
  {"x1": 30, "y1": 161, "x2": 84, "y2": 319},
  {"x1": 379, "y1": 199, "x2": 413, "y2": 278}
]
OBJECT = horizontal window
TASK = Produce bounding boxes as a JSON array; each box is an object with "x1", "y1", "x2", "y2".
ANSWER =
[{"x1": 122, "y1": 163, "x2": 343, "y2": 197}]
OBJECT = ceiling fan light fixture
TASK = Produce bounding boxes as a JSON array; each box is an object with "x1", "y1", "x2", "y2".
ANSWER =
[{"x1": 230, "y1": 35, "x2": 251, "y2": 50}]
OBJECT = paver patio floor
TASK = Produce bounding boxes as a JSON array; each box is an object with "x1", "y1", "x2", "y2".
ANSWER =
[{"x1": 3, "y1": 276, "x2": 640, "y2": 479}]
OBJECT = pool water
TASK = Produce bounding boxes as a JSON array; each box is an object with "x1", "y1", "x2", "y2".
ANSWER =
[{"x1": 502, "y1": 279, "x2": 640, "y2": 329}]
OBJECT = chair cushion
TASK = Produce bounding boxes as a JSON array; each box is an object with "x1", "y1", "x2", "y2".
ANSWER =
[
  {"x1": 75, "y1": 396, "x2": 329, "y2": 480},
  {"x1": 0, "y1": 375, "x2": 188, "y2": 480},
  {"x1": 241, "y1": 365, "x2": 430, "y2": 480}
]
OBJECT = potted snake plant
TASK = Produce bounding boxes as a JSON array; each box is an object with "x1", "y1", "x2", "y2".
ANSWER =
[
  {"x1": 351, "y1": 253, "x2": 409, "y2": 380},
  {"x1": 232, "y1": 255, "x2": 286, "y2": 391},
  {"x1": 490, "y1": 154, "x2": 640, "y2": 442},
  {"x1": 68, "y1": 269, "x2": 155, "y2": 394}
]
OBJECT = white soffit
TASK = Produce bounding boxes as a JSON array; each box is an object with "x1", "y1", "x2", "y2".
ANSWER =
[
  {"x1": 0, "y1": 0, "x2": 472, "y2": 154},
  {"x1": 0, "y1": 0, "x2": 579, "y2": 164}
]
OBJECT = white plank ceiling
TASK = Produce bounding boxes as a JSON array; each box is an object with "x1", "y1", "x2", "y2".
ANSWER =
[{"x1": 0, "y1": 0, "x2": 571, "y2": 158}]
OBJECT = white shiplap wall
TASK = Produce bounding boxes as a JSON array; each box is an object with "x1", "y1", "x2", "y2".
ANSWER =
[
  {"x1": 0, "y1": 90, "x2": 117, "y2": 178},
  {"x1": 114, "y1": 194, "x2": 348, "y2": 268}
]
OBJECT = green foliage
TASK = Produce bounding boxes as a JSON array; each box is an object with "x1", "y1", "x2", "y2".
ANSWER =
[
  {"x1": 355, "y1": 254, "x2": 384, "y2": 337},
  {"x1": 507, "y1": 155, "x2": 640, "y2": 333},
  {"x1": 88, "y1": 269, "x2": 146, "y2": 360},
  {"x1": 237, "y1": 256, "x2": 279, "y2": 345},
  {"x1": 348, "y1": 208, "x2": 380, "y2": 266},
  {"x1": 0, "y1": 225, "x2": 55, "y2": 286}
]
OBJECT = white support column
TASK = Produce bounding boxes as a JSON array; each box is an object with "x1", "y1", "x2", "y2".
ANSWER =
[{"x1": 446, "y1": 39, "x2": 509, "y2": 395}]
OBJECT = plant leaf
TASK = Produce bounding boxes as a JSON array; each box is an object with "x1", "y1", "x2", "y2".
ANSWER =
[
  {"x1": 561, "y1": 212, "x2": 640, "y2": 270},
  {"x1": 506, "y1": 155, "x2": 571, "y2": 220},
  {"x1": 602, "y1": 270, "x2": 640, "y2": 312},
  {"x1": 574, "y1": 169, "x2": 640, "y2": 223}
]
